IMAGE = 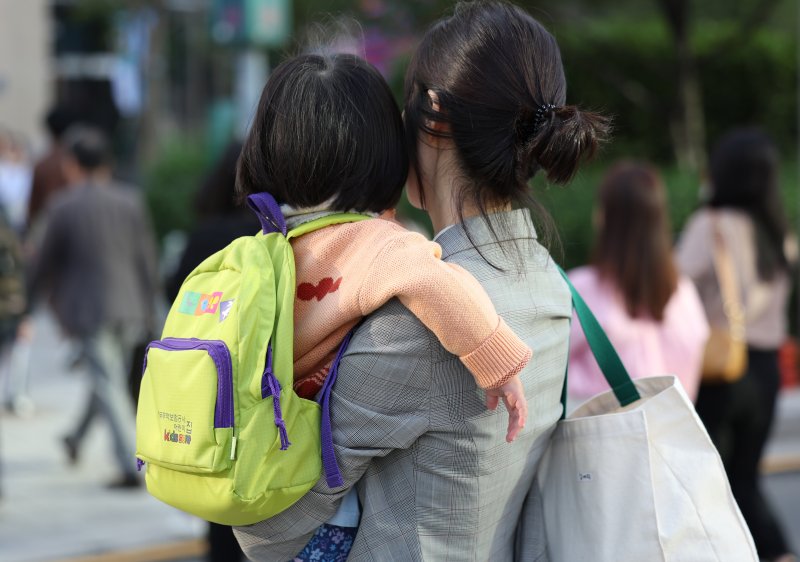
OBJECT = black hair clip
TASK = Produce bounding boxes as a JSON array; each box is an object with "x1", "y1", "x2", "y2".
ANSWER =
[{"x1": 533, "y1": 103, "x2": 557, "y2": 135}]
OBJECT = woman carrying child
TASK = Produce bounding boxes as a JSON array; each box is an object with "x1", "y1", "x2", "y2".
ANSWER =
[{"x1": 235, "y1": 2, "x2": 608, "y2": 560}]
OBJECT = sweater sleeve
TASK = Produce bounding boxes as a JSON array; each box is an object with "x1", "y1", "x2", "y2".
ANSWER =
[{"x1": 357, "y1": 230, "x2": 531, "y2": 389}]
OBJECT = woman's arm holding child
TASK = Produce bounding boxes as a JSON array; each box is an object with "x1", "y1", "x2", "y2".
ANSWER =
[{"x1": 357, "y1": 230, "x2": 531, "y2": 441}]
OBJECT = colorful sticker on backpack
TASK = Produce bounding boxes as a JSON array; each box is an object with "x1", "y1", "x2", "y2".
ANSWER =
[{"x1": 179, "y1": 291, "x2": 223, "y2": 316}]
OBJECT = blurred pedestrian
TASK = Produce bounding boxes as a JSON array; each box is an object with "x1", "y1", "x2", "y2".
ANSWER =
[
  {"x1": 0, "y1": 129, "x2": 32, "y2": 234},
  {"x1": 0, "y1": 131, "x2": 33, "y2": 416},
  {"x1": 8, "y1": 107, "x2": 78, "y2": 417},
  {"x1": 28, "y1": 125, "x2": 159, "y2": 489},
  {"x1": 164, "y1": 140, "x2": 252, "y2": 562},
  {"x1": 27, "y1": 106, "x2": 77, "y2": 230},
  {"x1": 0, "y1": 204, "x2": 27, "y2": 499},
  {"x1": 677, "y1": 129, "x2": 797, "y2": 562},
  {"x1": 0, "y1": 210, "x2": 30, "y2": 415},
  {"x1": 568, "y1": 162, "x2": 709, "y2": 406}
]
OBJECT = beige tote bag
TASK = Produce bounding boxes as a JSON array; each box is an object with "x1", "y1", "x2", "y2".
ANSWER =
[{"x1": 535, "y1": 270, "x2": 757, "y2": 561}]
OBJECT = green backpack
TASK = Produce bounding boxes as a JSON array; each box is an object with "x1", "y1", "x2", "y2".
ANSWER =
[{"x1": 135, "y1": 193, "x2": 367, "y2": 525}]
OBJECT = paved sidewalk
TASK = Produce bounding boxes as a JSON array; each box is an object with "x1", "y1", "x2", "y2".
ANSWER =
[
  {"x1": 1, "y1": 311, "x2": 798, "y2": 561},
  {"x1": 764, "y1": 385, "x2": 800, "y2": 473},
  {"x1": 763, "y1": 384, "x2": 800, "y2": 554},
  {"x1": 0, "y1": 312, "x2": 206, "y2": 562}
]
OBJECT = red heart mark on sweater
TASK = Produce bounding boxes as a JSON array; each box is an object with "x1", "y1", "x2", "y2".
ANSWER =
[{"x1": 297, "y1": 277, "x2": 342, "y2": 301}]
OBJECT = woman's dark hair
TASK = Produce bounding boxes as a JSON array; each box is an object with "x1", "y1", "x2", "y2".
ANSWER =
[
  {"x1": 403, "y1": 1, "x2": 610, "y2": 221},
  {"x1": 708, "y1": 128, "x2": 788, "y2": 281},
  {"x1": 195, "y1": 141, "x2": 244, "y2": 218},
  {"x1": 237, "y1": 53, "x2": 408, "y2": 212},
  {"x1": 593, "y1": 162, "x2": 678, "y2": 321}
]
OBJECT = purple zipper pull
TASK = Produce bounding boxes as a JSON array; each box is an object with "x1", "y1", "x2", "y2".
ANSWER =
[
  {"x1": 275, "y1": 413, "x2": 290, "y2": 451},
  {"x1": 136, "y1": 458, "x2": 145, "y2": 472},
  {"x1": 261, "y1": 344, "x2": 291, "y2": 450}
]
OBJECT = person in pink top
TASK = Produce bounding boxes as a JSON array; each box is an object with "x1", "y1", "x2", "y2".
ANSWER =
[{"x1": 567, "y1": 161, "x2": 709, "y2": 407}]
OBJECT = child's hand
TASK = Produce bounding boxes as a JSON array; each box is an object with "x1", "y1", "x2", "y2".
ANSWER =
[{"x1": 485, "y1": 375, "x2": 528, "y2": 443}]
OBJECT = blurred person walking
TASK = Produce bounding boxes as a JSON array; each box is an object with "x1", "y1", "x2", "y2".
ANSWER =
[
  {"x1": 28, "y1": 125, "x2": 159, "y2": 489},
  {"x1": 0, "y1": 130, "x2": 32, "y2": 234},
  {"x1": 0, "y1": 108, "x2": 77, "y2": 418},
  {"x1": 26, "y1": 106, "x2": 77, "y2": 230},
  {"x1": 0, "y1": 132, "x2": 32, "y2": 415},
  {"x1": 568, "y1": 162, "x2": 709, "y2": 406},
  {"x1": 0, "y1": 205, "x2": 27, "y2": 499},
  {"x1": 677, "y1": 129, "x2": 797, "y2": 562},
  {"x1": 0, "y1": 211, "x2": 30, "y2": 415}
]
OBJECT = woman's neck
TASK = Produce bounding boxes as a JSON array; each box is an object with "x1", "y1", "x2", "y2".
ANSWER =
[
  {"x1": 426, "y1": 184, "x2": 460, "y2": 235},
  {"x1": 419, "y1": 138, "x2": 511, "y2": 234},
  {"x1": 427, "y1": 181, "x2": 511, "y2": 235}
]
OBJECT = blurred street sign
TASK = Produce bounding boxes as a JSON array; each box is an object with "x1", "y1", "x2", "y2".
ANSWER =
[{"x1": 211, "y1": 0, "x2": 291, "y2": 47}]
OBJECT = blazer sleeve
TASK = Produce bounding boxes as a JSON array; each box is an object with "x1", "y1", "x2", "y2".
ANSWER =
[{"x1": 234, "y1": 301, "x2": 432, "y2": 561}]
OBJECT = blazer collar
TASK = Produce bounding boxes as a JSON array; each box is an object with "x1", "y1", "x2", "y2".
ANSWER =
[{"x1": 435, "y1": 209, "x2": 538, "y2": 260}]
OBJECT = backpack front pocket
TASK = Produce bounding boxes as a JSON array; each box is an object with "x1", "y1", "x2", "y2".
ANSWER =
[{"x1": 136, "y1": 338, "x2": 234, "y2": 474}]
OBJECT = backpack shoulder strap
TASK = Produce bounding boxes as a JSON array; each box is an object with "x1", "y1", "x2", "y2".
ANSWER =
[
  {"x1": 317, "y1": 329, "x2": 355, "y2": 488},
  {"x1": 246, "y1": 191, "x2": 366, "y2": 487},
  {"x1": 247, "y1": 193, "x2": 287, "y2": 235},
  {"x1": 246, "y1": 192, "x2": 371, "y2": 239},
  {"x1": 287, "y1": 213, "x2": 371, "y2": 240}
]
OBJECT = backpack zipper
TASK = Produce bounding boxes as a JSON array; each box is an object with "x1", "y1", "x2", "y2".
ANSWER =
[
  {"x1": 142, "y1": 338, "x2": 236, "y2": 461},
  {"x1": 148, "y1": 338, "x2": 235, "y2": 429}
]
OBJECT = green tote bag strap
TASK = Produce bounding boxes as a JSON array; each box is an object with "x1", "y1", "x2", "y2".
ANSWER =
[{"x1": 557, "y1": 266, "x2": 641, "y2": 413}]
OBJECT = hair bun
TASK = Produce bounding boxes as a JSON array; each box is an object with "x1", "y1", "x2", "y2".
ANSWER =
[{"x1": 520, "y1": 105, "x2": 611, "y2": 184}]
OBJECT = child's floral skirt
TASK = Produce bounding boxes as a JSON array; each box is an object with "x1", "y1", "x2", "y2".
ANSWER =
[{"x1": 293, "y1": 524, "x2": 357, "y2": 562}]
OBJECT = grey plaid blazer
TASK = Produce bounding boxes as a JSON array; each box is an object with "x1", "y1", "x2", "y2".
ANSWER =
[{"x1": 235, "y1": 210, "x2": 571, "y2": 561}]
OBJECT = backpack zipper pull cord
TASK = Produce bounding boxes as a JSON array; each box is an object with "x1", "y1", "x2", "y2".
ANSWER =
[{"x1": 261, "y1": 344, "x2": 291, "y2": 450}]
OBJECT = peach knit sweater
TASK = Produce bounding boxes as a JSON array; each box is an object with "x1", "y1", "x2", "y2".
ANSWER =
[{"x1": 289, "y1": 216, "x2": 532, "y2": 397}]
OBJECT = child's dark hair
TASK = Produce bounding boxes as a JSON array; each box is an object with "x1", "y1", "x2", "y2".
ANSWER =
[
  {"x1": 237, "y1": 53, "x2": 408, "y2": 213},
  {"x1": 404, "y1": 0, "x2": 610, "y2": 211}
]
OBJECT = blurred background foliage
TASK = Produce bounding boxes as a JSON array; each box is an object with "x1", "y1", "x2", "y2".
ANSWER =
[
  {"x1": 86, "y1": 0, "x2": 795, "y2": 268},
  {"x1": 143, "y1": 133, "x2": 208, "y2": 240}
]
